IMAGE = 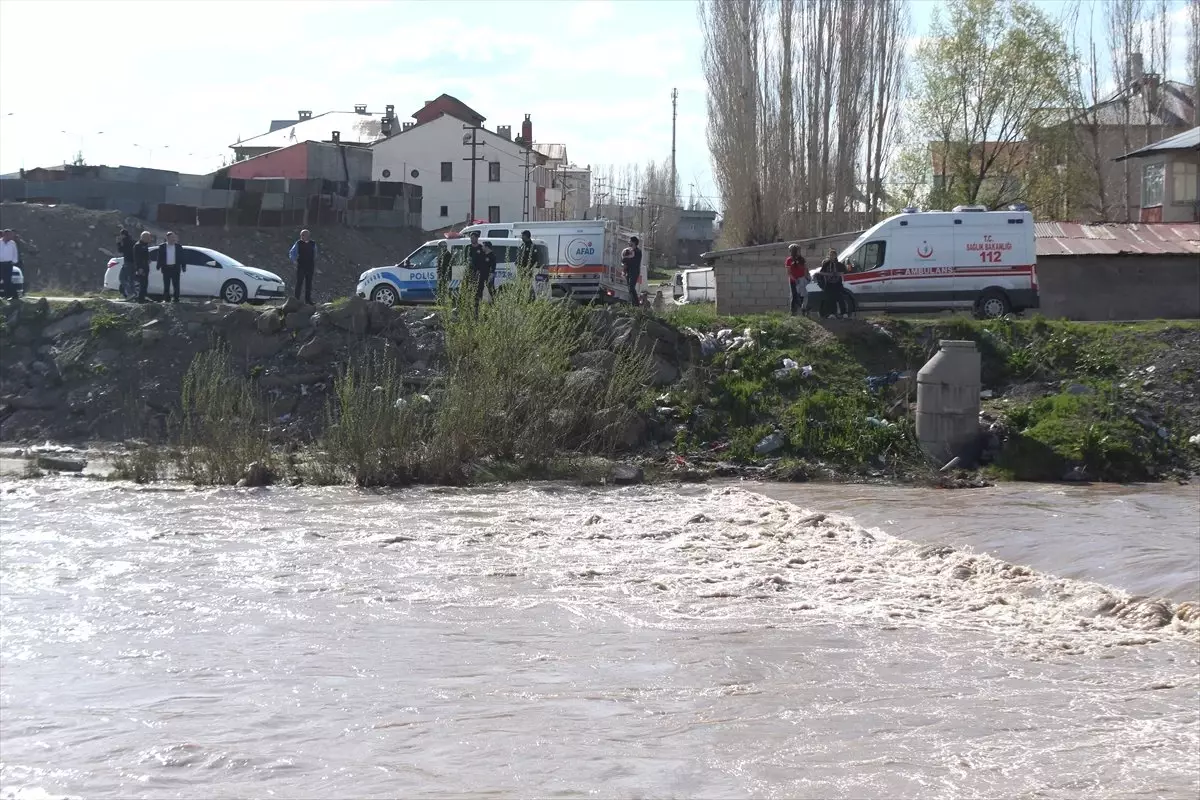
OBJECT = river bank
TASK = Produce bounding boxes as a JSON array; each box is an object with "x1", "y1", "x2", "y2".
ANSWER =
[{"x1": 2, "y1": 294, "x2": 1198, "y2": 488}]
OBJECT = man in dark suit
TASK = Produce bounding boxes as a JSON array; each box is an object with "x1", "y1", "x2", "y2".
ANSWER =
[
  {"x1": 155, "y1": 231, "x2": 184, "y2": 302},
  {"x1": 132, "y1": 232, "x2": 154, "y2": 303}
]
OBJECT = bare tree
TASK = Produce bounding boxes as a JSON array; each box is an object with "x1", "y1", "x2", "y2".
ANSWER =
[
  {"x1": 700, "y1": 0, "x2": 909, "y2": 245},
  {"x1": 1190, "y1": 0, "x2": 1200, "y2": 123},
  {"x1": 1107, "y1": 0, "x2": 1146, "y2": 221}
]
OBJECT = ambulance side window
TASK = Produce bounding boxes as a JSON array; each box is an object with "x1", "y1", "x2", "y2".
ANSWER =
[{"x1": 862, "y1": 241, "x2": 886, "y2": 271}]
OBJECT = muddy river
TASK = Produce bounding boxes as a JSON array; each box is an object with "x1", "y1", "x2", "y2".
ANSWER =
[{"x1": 1, "y1": 479, "x2": 1197, "y2": 799}]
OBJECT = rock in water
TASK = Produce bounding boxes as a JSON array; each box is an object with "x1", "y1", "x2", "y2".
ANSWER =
[
  {"x1": 236, "y1": 461, "x2": 273, "y2": 488},
  {"x1": 609, "y1": 463, "x2": 644, "y2": 485},
  {"x1": 36, "y1": 455, "x2": 86, "y2": 472}
]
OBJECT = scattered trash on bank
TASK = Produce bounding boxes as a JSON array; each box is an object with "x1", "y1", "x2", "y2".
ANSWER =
[{"x1": 772, "y1": 358, "x2": 814, "y2": 381}]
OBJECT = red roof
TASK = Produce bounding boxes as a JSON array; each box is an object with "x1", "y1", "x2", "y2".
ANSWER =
[{"x1": 1035, "y1": 222, "x2": 1200, "y2": 256}]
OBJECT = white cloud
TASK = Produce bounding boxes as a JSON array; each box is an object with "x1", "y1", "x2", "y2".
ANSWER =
[{"x1": 0, "y1": 0, "x2": 719, "y2": 203}]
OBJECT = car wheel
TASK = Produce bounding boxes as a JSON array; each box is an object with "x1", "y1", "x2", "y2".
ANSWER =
[
  {"x1": 976, "y1": 290, "x2": 1011, "y2": 319},
  {"x1": 371, "y1": 284, "x2": 399, "y2": 307},
  {"x1": 221, "y1": 280, "x2": 248, "y2": 305}
]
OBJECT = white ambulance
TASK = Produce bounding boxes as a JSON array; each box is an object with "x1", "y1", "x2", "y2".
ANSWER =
[{"x1": 808, "y1": 206, "x2": 1039, "y2": 318}]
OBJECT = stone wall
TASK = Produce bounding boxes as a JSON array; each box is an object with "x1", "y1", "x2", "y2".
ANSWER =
[
  {"x1": 704, "y1": 231, "x2": 862, "y2": 315},
  {"x1": 712, "y1": 258, "x2": 791, "y2": 315}
]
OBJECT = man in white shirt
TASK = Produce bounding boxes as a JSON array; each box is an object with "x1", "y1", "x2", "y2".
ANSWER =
[
  {"x1": 156, "y1": 231, "x2": 184, "y2": 302},
  {"x1": 0, "y1": 229, "x2": 20, "y2": 301}
]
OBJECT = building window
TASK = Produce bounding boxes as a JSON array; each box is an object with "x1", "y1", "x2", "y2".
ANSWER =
[
  {"x1": 1142, "y1": 162, "x2": 1165, "y2": 207},
  {"x1": 439, "y1": 205, "x2": 448, "y2": 217},
  {"x1": 441, "y1": 162, "x2": 453, "y2": 182},
  {"x1": 488, "y1": 162, "x2": 500, "y2": 182},
  {"x1": 488, "y1": 205, "x2": 501, "y2": 223},
  {"x1": 1172, "y1": 161, "x2": 1198, "y2": 204}
]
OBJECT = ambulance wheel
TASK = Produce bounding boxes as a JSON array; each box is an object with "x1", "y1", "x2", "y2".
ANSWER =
[
  {"x1": 976, "y1": 290, "x2": 1011, "y2": 319},
  {"x1": 371, "y1": 284, "x2": 399, "y2": 307}
]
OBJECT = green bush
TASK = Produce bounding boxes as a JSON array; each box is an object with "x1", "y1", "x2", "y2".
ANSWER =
[
  {"x1": 175, "y1": 346, "x2": 273, "y2": 484},
  {"x1": 996, "y1": 387, "x2": 1158, "y2": 482},
  {"x1": 319, "y1": 280, "x2": 652, "y2": 485},
  {"x1": 784, "y1": 389, "x2": 920, "y2": 466}
]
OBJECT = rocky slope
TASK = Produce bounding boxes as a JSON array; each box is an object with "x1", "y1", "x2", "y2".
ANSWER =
[{"x1": 2, "y1": 296, "x2": 1197, "y2": 485}]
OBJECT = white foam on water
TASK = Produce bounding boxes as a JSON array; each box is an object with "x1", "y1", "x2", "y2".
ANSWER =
[{"x1": 433, "y1": 485, "x2": 1199, "y2": 656}]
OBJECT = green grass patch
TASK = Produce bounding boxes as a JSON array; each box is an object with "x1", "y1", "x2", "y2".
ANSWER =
[{"x1": 994, "y1": 384, "x2": 1166, "y2": 482}]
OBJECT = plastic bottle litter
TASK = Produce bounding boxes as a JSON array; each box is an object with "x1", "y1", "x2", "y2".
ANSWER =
[{"x1": 754, "y1": 431, "x2": 786, "y2": 455}]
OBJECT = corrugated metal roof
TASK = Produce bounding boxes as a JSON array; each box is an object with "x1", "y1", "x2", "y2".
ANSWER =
[
  {"x1": 1035, "y1": 221, "x2": 1200, "y2": 256},
  {"x1": 1115, "y1": 126, "x2": 1200, "y2": 161},
  {"x1": 233, "y1": 111, "x2": 384, "y2": 150}
]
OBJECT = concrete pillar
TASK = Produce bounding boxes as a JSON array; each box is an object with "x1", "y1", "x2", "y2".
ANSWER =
[{"x1": 916, "y1": 340, "x2": 982, "y2": 463}]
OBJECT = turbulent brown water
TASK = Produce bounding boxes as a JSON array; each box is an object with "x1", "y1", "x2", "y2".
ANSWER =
[{"x1": 1, "y1": 479, "x2": 1197, "y2": 800}]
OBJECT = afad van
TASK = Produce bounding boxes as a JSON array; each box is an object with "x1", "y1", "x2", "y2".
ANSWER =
[
  {"x1": 810, "y1": 205, "x2": 1039, "y2": 319},
  {"x1": 355, "y1": 237, "x2": 551, "y2": 306},
  {"x1": 459, "y1": 220, "x2": 647, "y2": 304}
]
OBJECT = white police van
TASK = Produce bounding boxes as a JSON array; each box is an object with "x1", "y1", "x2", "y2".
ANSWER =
[
  {"x1": 808, "y1": 205, "x2": 1039, "y2": 318},
  {"x1": 355, "y1": 237, "x2": 551, "y2": 306}
]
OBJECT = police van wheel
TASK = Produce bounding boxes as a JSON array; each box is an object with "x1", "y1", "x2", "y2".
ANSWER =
[
  {"x1": 976, "y1": 290, "x2": 1011, "y2": 319},
  {"x1": 371, "y1": 284, "x2": 399, "y2": 307}
]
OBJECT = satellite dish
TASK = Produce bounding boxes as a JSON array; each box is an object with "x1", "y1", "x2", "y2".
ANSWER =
[
  {"x1": 461, "y1": 133, "x2": 472, "y2": 144},
  {"x1": 410, "y1": 169, "x2": 419, "y2": 179}
]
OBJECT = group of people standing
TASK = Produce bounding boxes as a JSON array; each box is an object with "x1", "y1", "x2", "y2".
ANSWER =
[
  {"x1": 115, "y1": 228, "x2": 186, "y2": 303},
  {"x1": 431, "y1": 229, "x2": 549, "y2": 314},
  {"x1": 786, "y1": 244, "x2": 852, "y2": 318}
]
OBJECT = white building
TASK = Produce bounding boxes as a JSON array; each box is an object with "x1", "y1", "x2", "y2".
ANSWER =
[
  {"x1": 370, "y1": 94, "x2": 554, "y2": 231},
  {"x1": 533, "y1": 144, "x2": 592, "y2": 221}
]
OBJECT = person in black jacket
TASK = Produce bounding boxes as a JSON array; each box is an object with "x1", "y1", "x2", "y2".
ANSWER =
[
  {"x1": 620, "y1": 236, "x2": 642, "y2": 306},
  {"x1": 288, "y1": 229, "x2": 318, "y2": 305},
  {"x1": 435, "y1": 240, "x2": 453, "y2": 304},
  {"x1": 817, "y1": 248, "x2": 850, "y2": 318},
  {"x1": 133, "y1": 231, "x2": 153, "y2": 303},
  {"x1": 482, "y1": 241, "x2": 499, "y2": 299},
  {"x1": 116, "y1": 228, "x2": 136, "y2": 298},
  {"x1": 465, "y1": 231, "x2": 489, "y2": 315},
  {"x1": 155, "y1": 231, "x2": 184, "y2": 303}
]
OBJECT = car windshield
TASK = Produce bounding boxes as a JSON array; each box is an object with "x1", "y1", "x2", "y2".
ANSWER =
[{"x1": 215, "y1": 251, "x2": 245, "y2": 267}]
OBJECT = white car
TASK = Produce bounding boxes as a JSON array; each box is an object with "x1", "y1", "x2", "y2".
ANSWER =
[
  {"x1": 10, "y1": 265, "x2": 24, "y2": 296},
  {"x1": 356, "y1": 237, "x2": 551, "y2": 306},
  {"x1": 104, "y1": 245, "x2": 287, "y2": 304}
]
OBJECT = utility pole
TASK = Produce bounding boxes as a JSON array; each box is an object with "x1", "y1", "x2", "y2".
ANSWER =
[
  {"x1": 594, "y1": 177, "x2": 607, "y2": 219},
  {"x1": 637, "y1": 196, "x2": 646, "y2": 238},
  {"x1": 462, "y1": 123, "x2": 485, "y2": 223},
  {"x1": 670, "y1": 88, "x2": 678, "y2": 207}
]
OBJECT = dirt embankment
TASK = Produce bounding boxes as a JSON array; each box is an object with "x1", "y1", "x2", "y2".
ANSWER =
[{"x1": 0, "y1": 202, "x2": 425, "y2": 302}]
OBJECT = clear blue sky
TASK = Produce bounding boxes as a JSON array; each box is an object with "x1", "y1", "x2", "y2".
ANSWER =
[{"x1": 0, "y1": 0, "x2": 1190, "y2": 211}]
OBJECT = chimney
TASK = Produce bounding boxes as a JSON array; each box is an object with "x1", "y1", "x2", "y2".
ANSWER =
[
  {"x1": 298, "y1": 110, "x2": 313, "y2": 120},
  {"x1": 354, "y1": 104, "x2": 368, "y2": 114},
  {"x1": 521, "y1": 114, "x2": 533, "y2": 149},
  {"x1": 402, "y1": 122, "x2": 415, "y2": 131},
  {"x1": 497, "y1": 125, "x2": 512, "y2": 141},
  {"x1": 1130, "y1": 52, "x2": 1144, "y2": 86},
  {"x1": 331, "y1": 131, "x2": 341, "y2": 144},
  {"x1": 385, "y1": 104, "x2": 395, "y2": 119}
]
